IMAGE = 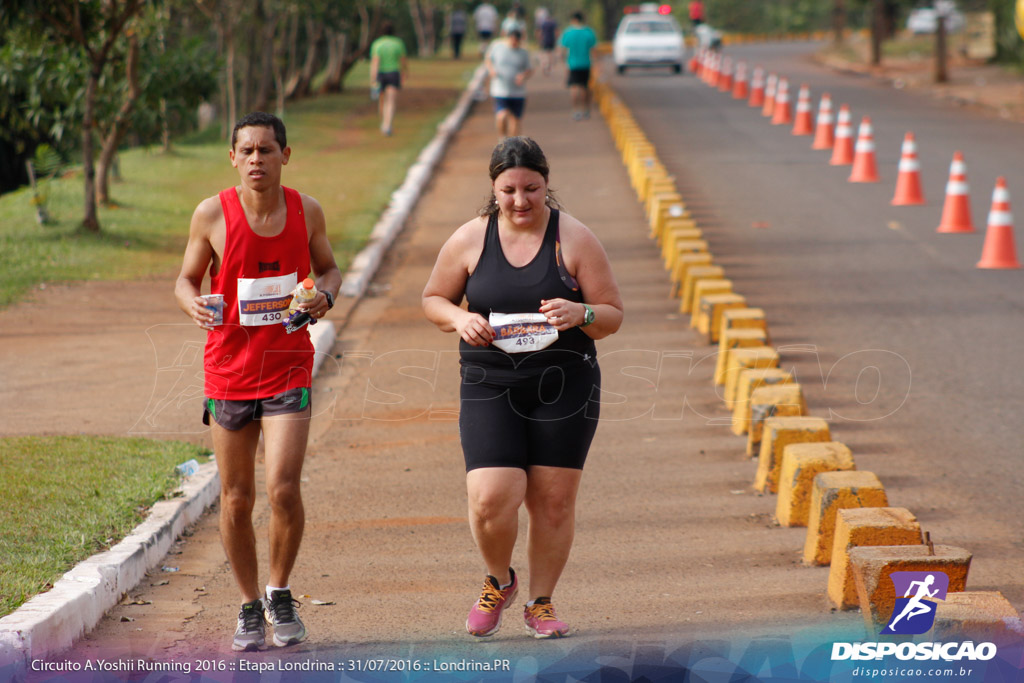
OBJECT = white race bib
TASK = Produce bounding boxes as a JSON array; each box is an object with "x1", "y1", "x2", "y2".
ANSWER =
[
  {"x1": 489, "y1": 312, "x2": 559, "y2": 354},
  {"x1": 237, "y1": 272, "x2": 297, "y2": 326}
]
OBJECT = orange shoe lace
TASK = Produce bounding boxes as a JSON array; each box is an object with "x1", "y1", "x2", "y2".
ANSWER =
[
  {"x1": 476, "y1": 580, "x2": 503, "y2": 614},
  {"x1": 527, "y1": 602, "x2": 558, "y2": 621}
]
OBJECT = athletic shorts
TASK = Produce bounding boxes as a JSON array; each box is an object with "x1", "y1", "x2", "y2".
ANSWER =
[
  {"x1": 478, "y1": 30, "x2": 493, "y2": 40},
  {"x1": 203, "y1": 387, "x2": 311, "y2": 431},
  {"x1": 493, "y1": 97, "x2": 526, "y2": 118},
  {"x1": 459, "y1": 362, "x2": 601, "y2": 471},
  {"x1": 378, "y1": 71, "x2": 401, "y2": 90},
  {"x1": 567, "y1": 68, "x2": 591, "y2": 87}
]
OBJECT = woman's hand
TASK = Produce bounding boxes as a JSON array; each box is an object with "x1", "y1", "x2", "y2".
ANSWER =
[
  {"x1": 455, "y1": 311, "x2": 495, "y2": 346},
  {"x1": 539, "y1": 298, "x2": 584, "y2": 331}
]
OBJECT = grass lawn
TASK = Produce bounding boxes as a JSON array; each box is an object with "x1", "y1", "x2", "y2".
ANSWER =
[
  {"x1": 0, "y1": 57, "x2": 476, "y2": 308},
  {"x1": 0, "y1": 57, "x2": 476, "y2": 619},
  {"x1": 0, "y1": 436, "x2": 210, "y2": 617}
]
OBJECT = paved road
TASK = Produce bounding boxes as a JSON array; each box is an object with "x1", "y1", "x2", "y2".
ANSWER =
[{"x1": 611, "y1": 41, "x2": 1024, "y2": 609}]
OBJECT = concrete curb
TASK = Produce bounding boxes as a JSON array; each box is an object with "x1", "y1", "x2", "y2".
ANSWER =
[
  {"x1": 0, "y1": 62, "x2": 487, "y2": 669},
  {"x1": 340, "y1": 63, "x2": 488, "y2": 299}
]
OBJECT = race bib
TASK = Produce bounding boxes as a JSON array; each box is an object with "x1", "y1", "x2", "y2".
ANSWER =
[
  {"x1": 489, "y1": 312, "x2": 558, "y2": 354},
  {"x1": 237, "y1": 272, "x2": 297, "y2": 326}
]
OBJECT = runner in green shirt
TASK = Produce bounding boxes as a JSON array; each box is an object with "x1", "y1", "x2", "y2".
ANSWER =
[
  {"x1": 369, "y1": 22, "x2": 408, "y2": 136},
  {"x1": 559, "y1": 12, "x2": 597, "y2": 120}
]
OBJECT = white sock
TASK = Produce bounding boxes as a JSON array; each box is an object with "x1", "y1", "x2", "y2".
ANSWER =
[{"x1": 266, "y1": 584, "x2": 290, "y2": 598}]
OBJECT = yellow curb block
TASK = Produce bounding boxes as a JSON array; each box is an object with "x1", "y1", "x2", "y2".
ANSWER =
[
  {"x1": 933, "y1": 592, "x2": 1024, "y2": 644},
  {"x1": 670, "y1": 253, "x2": 713, "y2": 297},
  {"x1": 662, "y1": 225, "x2": 703, "y2": 268},
  {"x1": 803, "y1": 471, "x2": 887, "y2": 566},
  {"x1": 652, "y1": 205, "x2": 692, "y2": 242},
  {"x1": 723, "y1": 347, "x2": 780, "y2": 404},
  {"x1": 700, "y1": 293, "x2": 747, "y2": 343},
  {"x1": 729, "y1": 367, "x2": 793, "y2": 430},
  {"x1": 849, "y1": 545, "x2": 972, "y2": 632},
  {"x1": 827, "y1": 507, "x2": 922, "y2": 610},
  {"x1": 775, "y1": 442, "x2": 855, "y2": 527},
  {"x1": 680, "y1": 265, "x2": 722, "y2": 314},
  {"x1": 647, "y1": 190, "x2": 683, "y2": 228},
  {"x1": 690, "y1": 280, "x2": 734, "y2": 329},
  {"x1": 745, "y1": 384, "x2": 807, "y2": 456},
  {"x1": 714, "y1": 328, "x2": 768, "y2": 386},
  {"x1": 720, "y1": 307, "x2": 769, "y2": 346},
  {"x1": 754, "y1": 416, "x2": 830, "y2": 493}
]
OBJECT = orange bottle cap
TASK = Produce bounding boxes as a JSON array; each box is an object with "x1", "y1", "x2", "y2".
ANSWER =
[{"x1": 302, "y1": 278, "x2": 315, "y2": 289}]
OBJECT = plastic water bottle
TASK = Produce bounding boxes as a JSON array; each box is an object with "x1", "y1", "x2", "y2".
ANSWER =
[
  {"x1": 283, "y1": 278, "x2": 317, "y2": 334},
  {"x1": 290, "y1": 278, "x2": 317, "y2": 313}
]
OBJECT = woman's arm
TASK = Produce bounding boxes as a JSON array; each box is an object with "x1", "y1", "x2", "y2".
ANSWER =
[{"x1": 422, "y1": 220, "x2": 494, "y2": 346}]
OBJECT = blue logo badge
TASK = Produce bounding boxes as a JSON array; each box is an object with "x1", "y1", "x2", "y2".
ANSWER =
[{"x1": 880, "y1": 571, "x2": 949, "y2": 635}]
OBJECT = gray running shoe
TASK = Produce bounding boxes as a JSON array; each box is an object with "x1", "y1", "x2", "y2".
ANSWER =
[
  {"x1": 232, "y1": 598, "x2": 266, "y2": 652},
  {"x1": 264, "y1": 589, "x2": 307, "y2": 647}
]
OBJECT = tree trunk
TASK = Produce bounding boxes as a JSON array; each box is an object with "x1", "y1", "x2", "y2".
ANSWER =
[
  {"x1": 870, "y1": 0, "x2": 883, "y2": 65},
  {"x1": 409, "y1": 0, "x2": 436, "y2": 57},
  {"x1": 224, "y1": 24, "x2": 237, "y2": 137},
  {"x1": 832, "y1": 0, "x2": 846, "y2": 44},
  {"x1": 81, "y1": 62, "x2": 101, "y2": 232},
  {"x1": 96, "y1": 35, "x2": 141, "y2": 206},
  {"x1": 287, "y1": 19, "x2": 322, "y2": 100},
  {"x1": 319, "y1": 29, "x2": 349, "y2": 94},
  {"x1": 252, "y1": 1, "x2": 278, "y2": 111},
  {"x1": 935, "y1": 14, "x2": 948, "y2": 83}
]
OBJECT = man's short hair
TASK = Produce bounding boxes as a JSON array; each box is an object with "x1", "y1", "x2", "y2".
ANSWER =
[
  {"x1": 571, "y1": 11, "x2": 584, "y2": 22},
  {"x1": 232, "y1": 112, "x2": 287, "y2": 151},
  {"x1": 509, "y1": 28, "x2": 522, "y2": 40},
  {"x1": 382, "y1": 20, "x2": 395, "y2": 35}
]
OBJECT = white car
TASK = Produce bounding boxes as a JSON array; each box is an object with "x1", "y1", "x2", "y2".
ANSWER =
[
  {"x1": 907, "y1": 3, "x2": 965, "y2": 34},
  {"x1": 613, "y1": 10, "x2": 686, "y2": 74}
]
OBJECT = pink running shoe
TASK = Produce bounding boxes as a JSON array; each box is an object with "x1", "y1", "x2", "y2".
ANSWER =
[
  {"x1": 466, "y1": 568, "x2": 518, "y2": 637},
  {"x1": 524, "y1": 597, "x2": 569, "y2": 638}
]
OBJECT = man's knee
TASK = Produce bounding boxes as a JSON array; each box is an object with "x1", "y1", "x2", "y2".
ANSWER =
[{"x1": 267, "y1": 479, "x2": 302, "y2": 512}]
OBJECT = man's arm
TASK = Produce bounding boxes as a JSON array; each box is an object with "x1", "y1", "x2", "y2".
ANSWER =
[
  {"x1": 174, "y1": 197, "x2": 220, "y2": 330},
  {"x1": 302, "y1": 194, "x2": 342, "y2": 314}
]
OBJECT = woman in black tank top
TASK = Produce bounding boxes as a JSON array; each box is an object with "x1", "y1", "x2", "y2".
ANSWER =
[{"x1": 422, "y1": 137, "x2": 623, "y2": 639}]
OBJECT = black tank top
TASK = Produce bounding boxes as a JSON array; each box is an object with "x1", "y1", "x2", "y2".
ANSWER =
[{"x1": 460, "y1": 209, "x2": 597, "y2": 383}]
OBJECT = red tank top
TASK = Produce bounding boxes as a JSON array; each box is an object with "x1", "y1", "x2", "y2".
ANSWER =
[{"x1": 204, "y1": 186, "x2": 313, "y2": 399}]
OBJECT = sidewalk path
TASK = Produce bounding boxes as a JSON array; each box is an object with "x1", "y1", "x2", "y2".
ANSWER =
[{"x1": 27, "y1": 69, "x2": 865, "y2": 667}]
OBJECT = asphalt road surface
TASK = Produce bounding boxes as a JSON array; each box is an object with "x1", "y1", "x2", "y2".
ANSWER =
[{"x1": 611, "y1": 41, "x2": 1024, "y2": 608}]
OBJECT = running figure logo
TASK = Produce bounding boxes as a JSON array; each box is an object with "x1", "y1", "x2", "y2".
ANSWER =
[{"x1": 881, "y1": 571, "x2": 949, "y2": 635}]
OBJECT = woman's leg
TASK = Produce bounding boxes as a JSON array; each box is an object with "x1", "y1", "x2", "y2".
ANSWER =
[
  {"x1": 466, "y1": 467, "x2": 527, "y2": 584},
  {"x1": 524, "y1": 465, "x2": 583, "y2": 599}
]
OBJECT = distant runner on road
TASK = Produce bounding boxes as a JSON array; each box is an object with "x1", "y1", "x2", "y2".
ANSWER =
[
  {"x1": 370, "y1": 21, "x2": 408, "y2": 136},
  {"x1": 422, "y1": 137, "x2": 623, "y2": 640},
  {"x1": 174, "y1": 111, "x2": 342, "y2": 652},
  {"x1": 485, "y1": 29, "x2": 533, "y2": 139},
  {"x1": 559, "y1": 11, "x2": 598, "y2": 120}
]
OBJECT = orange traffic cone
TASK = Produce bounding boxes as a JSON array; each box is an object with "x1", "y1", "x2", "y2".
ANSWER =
[
  {"x1": 689, "y1": 49, "x2": 700, "y2": 76},
  {"x1": 761, "y1": 73, "x2": 777, "y2": 118},
  {"x1": 977, "y1": 177, "x2": 1021, "y2": 269},
  {"x1": 718, "y1": 56, "x2": 733, "y2": 92},
  {"x1": 829, "y1": 105, "x2": 855, "y2": 166},
  {"x1": 771, "y1": 78, "x2": 792, "y2": 125},
  {"x1": 732, "y1": 62, "x2": 749, "y2": 99},
  {"x1": 891, "y1": 132, "x2": 925, "y2": 206},
  {"x1": 936, "y1": 152, "x2": 976, "y2": 233},
  {"x1": 748, "y1": 66, "x2": 765, "y2": 108},
  {"x1": 811, "y1": 93, "x2": 834, "y2": 150},
  {"x1": 791, "y1": 84, "x2": 813, "y2": 136},
  {"x1": 707, "y1": 53, "x2": 720, "y2": 87},
  {"x1": 848, "y1": 116, "x2": 879, "y2": 183}
]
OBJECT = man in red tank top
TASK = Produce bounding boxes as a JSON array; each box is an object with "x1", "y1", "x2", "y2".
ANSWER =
[{"x1": 175, "y1": 112, "x2": 341, "y2": 652}]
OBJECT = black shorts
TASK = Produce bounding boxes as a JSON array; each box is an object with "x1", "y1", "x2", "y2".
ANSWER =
[
  {"x1": 459, "y1": 362, "x2": 601, "y2": 471},
  {"x1": 203, "y1": 387, "x2": 311, "y2": 431},
  {"x1": 567, "y1": 68, "x2": 591, "y2": 87},
  {"x1": 378, "y1": 71, "x2": 401, "y2": 89},
  {"x1": 493, "y1": 97, "x2": 526, "y2": 118},
  {"x1": 478, "y1": 30, "x2": 493, "y2": 40}
]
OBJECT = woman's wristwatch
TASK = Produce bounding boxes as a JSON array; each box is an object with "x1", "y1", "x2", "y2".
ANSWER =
[{"x1": 581, "y1": 303, "x2": 595, "y2": 327}]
